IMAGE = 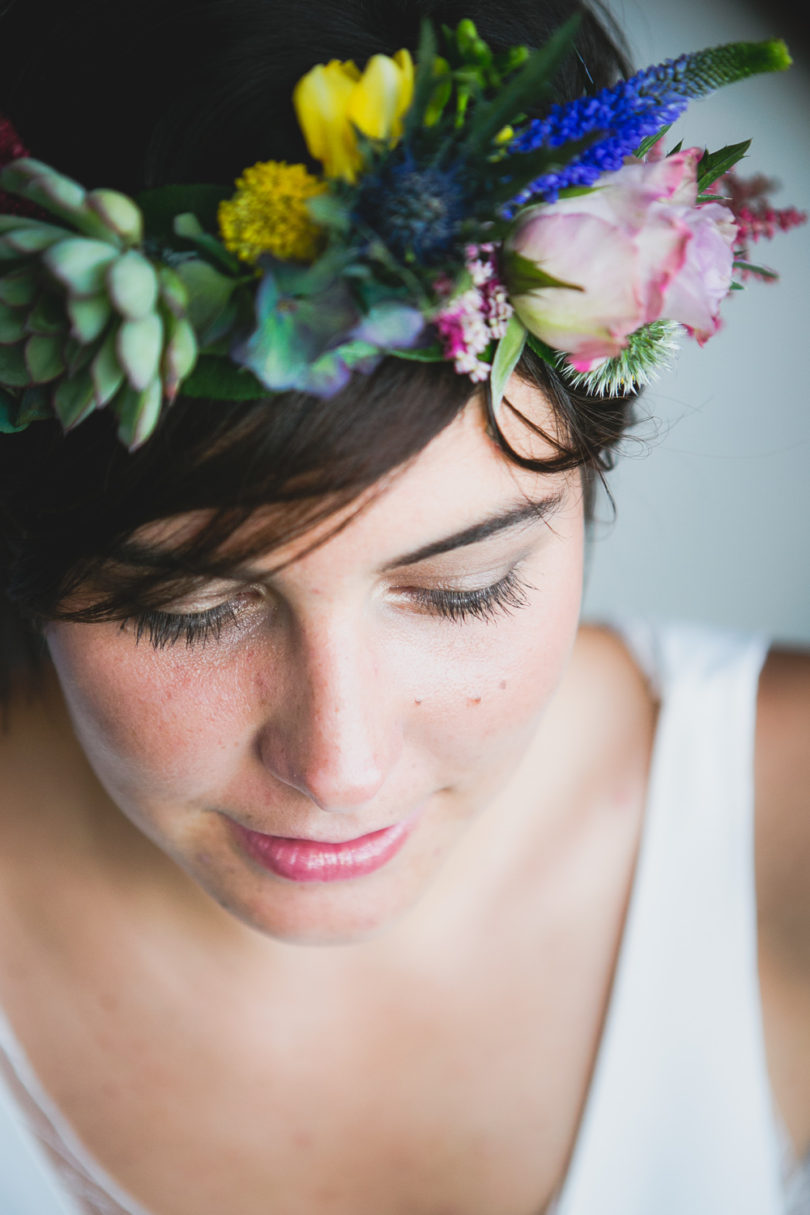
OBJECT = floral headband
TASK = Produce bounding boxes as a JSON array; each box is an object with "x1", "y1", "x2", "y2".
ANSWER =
[{"x1": 0, "y1": 19, "x2": 804, "y2": 448}]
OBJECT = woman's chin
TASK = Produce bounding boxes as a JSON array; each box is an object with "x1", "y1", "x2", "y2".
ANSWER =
[{"x1": 206, "y1": 872, "x2": 432, "y2": 948}]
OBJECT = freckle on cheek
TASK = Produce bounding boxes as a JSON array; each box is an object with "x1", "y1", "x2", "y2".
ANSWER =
[{"x1": 499, "y1": 681, "x2": 507, "y2": 690}]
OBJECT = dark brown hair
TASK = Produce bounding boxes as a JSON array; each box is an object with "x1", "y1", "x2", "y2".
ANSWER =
[{"x1": 0, "y1": 0, "x2": 638, "y2": 686}]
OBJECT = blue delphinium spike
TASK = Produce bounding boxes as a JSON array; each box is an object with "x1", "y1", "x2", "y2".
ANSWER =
[{"x1": 504, "y1": 39, "x2": 791, "y2": 212}]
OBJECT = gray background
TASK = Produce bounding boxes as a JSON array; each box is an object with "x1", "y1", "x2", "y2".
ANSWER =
[{"x1": 581, "y1": 0, "x2": 810, "y2": 645}]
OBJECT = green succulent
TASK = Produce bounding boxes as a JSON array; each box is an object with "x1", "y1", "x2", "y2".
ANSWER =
[{"x1": 0, "y1": 159, "x2": 198, "y2": 448}]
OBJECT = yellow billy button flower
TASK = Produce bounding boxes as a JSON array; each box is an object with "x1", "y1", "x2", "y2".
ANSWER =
[
  {"x1": 293, "y1": 49, "x2": 415, "y2": 183},
  {"x1": 218, "y1": 161, "x2": 326, "y2": 264}
]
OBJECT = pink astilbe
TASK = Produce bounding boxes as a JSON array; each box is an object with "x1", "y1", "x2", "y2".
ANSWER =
[
  {"x1": 435, "y1": 244, "x2": 513, "y2": 382},
  {"x1": 714, "y1": 170, "x2": 807, "y2": 282}
]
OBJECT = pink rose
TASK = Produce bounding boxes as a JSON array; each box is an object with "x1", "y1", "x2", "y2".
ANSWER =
[{"x1": 503, "y1": 148, "x2": 738, "y2": 372}]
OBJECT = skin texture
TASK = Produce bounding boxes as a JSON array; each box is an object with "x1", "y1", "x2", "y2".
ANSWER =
[{"x1": 45, "y1": 378, "x2": 586, "y2": 948}]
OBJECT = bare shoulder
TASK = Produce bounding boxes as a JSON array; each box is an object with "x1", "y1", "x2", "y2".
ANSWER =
[
  {"x1": 755, "y1": 645, "x2": 810, "y2": 1155},
  {"x1": 569, "y1": 622, "x2": 658, "y2": 711},
  {"x1": 557, "y1": 623, "x2": 658, "y2": 785},
  {"x1": 755, "y1": 644, "x2": 810, "y2": 967}
]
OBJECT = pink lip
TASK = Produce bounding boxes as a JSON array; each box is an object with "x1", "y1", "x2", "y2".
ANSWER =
[{"x1": 230, "y1": 810, "x2": 421, "y2": 883}]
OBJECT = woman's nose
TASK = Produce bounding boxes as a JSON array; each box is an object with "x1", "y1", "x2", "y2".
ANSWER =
[{"x1": 255, "y1": 622, "x2": 401, "y2": 812}]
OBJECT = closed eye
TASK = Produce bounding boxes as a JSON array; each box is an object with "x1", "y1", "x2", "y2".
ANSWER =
[{"x1": 403, "y1": 565, "x2": 534, "y2": 623}]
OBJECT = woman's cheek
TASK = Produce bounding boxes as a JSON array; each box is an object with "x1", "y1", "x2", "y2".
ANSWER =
[
  {"x1": 46, "y1": 623, "x2": 249, "y2": 806},
  {"x1": 399, "y1": 580, "x2": 582, "y2": 773}
]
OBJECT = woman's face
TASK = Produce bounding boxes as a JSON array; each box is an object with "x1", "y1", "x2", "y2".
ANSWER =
[{"x1": 46, "y1": 380, "x2": 585, "y2": 946}]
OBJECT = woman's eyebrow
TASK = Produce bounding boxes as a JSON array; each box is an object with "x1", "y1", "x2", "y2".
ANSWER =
[{"x1": 381, "y1": 491, "x2": 566, "y2": 570}]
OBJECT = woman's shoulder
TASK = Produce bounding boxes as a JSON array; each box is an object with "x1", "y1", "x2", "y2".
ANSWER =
[
  {"x1": 755, "y1": 644, "x2": 810, "y2": 966},
  {"x1": 755, "y1": 645, "x2": 810, "y2": 1161}
]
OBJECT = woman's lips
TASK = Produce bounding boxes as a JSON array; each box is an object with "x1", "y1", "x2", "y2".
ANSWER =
[{"x1": 230, "y1": 810, "x2": 421, "y2": 883}]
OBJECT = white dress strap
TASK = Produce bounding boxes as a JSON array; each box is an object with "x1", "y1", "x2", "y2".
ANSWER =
[{"x1": 555, "y1": 620, "x2": 783, "y2": 1215}]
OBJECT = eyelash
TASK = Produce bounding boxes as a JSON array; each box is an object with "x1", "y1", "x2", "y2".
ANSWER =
[
  {"x1": 124, "y1": 602, "x2": 240, "y2": 650},
  {"x1": 406, "y1": 566, "x2": 533, "y2": 624},
  {"x1": 125, "y1": 567, "x2": 534, "y2": 650}
]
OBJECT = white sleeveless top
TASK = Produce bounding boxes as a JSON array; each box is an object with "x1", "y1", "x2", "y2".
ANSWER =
[{"x1": 0, "y1": 620, "x2": 808, "y2": 1215}]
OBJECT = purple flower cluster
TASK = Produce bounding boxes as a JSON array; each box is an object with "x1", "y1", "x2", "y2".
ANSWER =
[{"x1": 503, "y1": 43, "x2": 768, "y2": 212}]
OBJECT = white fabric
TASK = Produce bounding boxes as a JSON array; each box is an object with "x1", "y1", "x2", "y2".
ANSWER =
[
  {"x1": 553, "y1": 619, "x2": 784, "y2": 1215},
  {"x1": 0, "y1": 620, "x2": 806, "y2": 1214}
]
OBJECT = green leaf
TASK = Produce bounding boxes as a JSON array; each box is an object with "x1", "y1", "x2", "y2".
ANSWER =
[
  {"x1": 157, "y1": 265, "x2": 190, "y2": 318},
  {"x1": 53, "y1": 369, "x2": 97, "y2": 429},
  {"x1": 0, "y1": 384, "x2": 54, "y2": 432},
  {"x1": 388, "y1": 342, "x2": 444, "y2": 363},
  {"x1": 402, "y1": 17, "x2": 440, "y2": 141},
  {"x1": 525, "y1": 331, "x2": 558, "y2": 365},
  {"x1": 26, "y1": 292, "x2": 64, "y2": 337},
  {"x1": 85, "y1": 189, "x2": 144, "y2": 245},
  {"x1": 0, "y1": 302, "x2": 28, "y2": 344},
  {"x1": 173, "y1": 258, "x2": 239, "y2": 344},
  {"x1": 43, "y1": 238, "x2": 119, "y2": 296},
  {"x1": 0, "y1": 387, "x2": 25, "y2": 432},
  {"x1": 0, "y1": 269, "x2": 38, "y2": 307},
  {"x1": 90, "y1": 331, "x2": 126, "y2": 406},
  {"x1": 489, "y1": 315, "x2": 527, "y2": 416},
  {"x1": 116, "y1": 313, "x2": 164, "y2": 390},
  {"x1": 503, "y1": 251, "x2": 584, "y2": 296},
  {"x1": 634, "y1": 125, "x2": 673, "y2": 159},
  {"x1": 106, "y1": 250, "x2": 160, "y2": 320},
  {"x1": 305, "y1": 192, "x2": 353, "y2": 234},
  {"x1": 136, "y1": 184, "x2": 231, "y2": 242},
  {"x1": 161, "y1": 315, "x2": 198, "y2": 396},
  {"x1": 732, "y1": 260, "x2": 778, "y2": 280},
  {"x1": 17, "y1": 386, "x2": 55, "y2": 425},
  {"x1": 178, "y1": 354, "x2": 268, "y2": 400},
  {"x1": 2, "y1": 222, "x2": 69, "y2": 256},
  {"x1": 462, "y1": 16, "x2": 580, "y2": 157},
  {"x1": 173, "y1": 212, "x2": 242, "y2": 273},
  {"x1": 63, "y1": 336, "x2": 99, "y2": 378},
  {"x1": 0, "y1": 215, "x2": 34, "y2": 235},
  {"x1": 0, "y1": 161, "x2": 112, "y2": 239},
  {"x1": 66, "y1": 294, "x2": 112, "y2": 343},
  {"x1": 114, "y1": 378, "x2": 163, "y2": 449},
  {"x1": 697, "y1": 140, "x2": 751, "y2": 191},
  {"x1": 24, "y1": 334, "x2": 66, "y2": 383},
  {"x1": 424, "y1": 60, "x2": 453, "y2": 127}
]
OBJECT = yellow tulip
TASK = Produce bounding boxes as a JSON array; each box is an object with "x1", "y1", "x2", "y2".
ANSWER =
[{"x1": 294, "y1": 49, "x2": 414, "y2": 183}]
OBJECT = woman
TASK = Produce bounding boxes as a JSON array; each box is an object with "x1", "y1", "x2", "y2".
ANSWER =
[{"x1": 0, "y1": 1, "x2": 807, "y2": 1213}]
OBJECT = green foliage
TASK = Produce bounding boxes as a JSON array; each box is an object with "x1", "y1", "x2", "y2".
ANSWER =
[
  {"x1": 179, "y1": 355, "x2": 268, "y2": 400},
  {"x1": 137, "y1": 185, "x2": 231, "y2": 242},
  {"x1": 697, "y1": 140, "x2": 751, "y2": 191},
  {"x1": 489, "y1": 315, "x2": 527, "y2": 415}
]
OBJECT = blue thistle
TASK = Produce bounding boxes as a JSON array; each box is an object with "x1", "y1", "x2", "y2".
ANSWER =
[
  {"x1": 503, "y1": 39, "x2": 791, "y2": 212},
  {"x1": 353, "y1": 152, "x2": 469, "y2": 265}
]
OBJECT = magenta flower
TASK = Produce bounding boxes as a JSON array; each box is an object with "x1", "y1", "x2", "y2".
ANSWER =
[{"x1": 435, "y1": 245, "x2": 513, "y2": 382}]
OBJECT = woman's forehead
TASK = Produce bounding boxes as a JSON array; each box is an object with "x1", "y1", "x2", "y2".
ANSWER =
[{"x1": 132, "y1": 382, "x2": 569, "y2": 574}]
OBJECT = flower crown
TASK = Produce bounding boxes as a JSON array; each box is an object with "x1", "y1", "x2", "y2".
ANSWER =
[{"x1": 0, "y1": 19, "x2": 804, "y2": 448}]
